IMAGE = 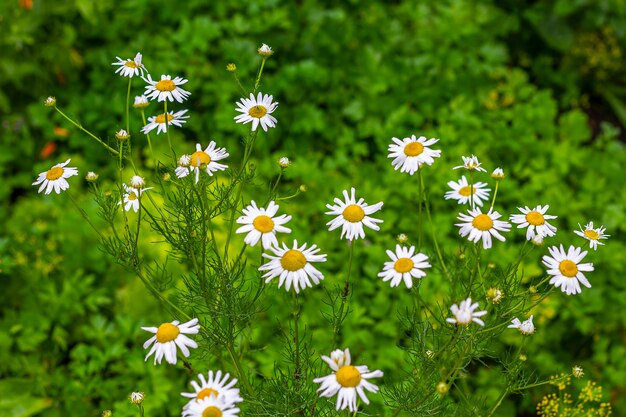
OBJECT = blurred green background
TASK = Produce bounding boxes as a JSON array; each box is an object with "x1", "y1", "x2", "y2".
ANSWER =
[{"x1": 1, "y1": 0, "x2": 625, "y2": 416}]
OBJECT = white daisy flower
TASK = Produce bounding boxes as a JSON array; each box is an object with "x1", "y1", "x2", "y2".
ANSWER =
[
  {"x1": 119, "y1": 184, "x2": 152, "y2": 213},
  {"x1": 259, "y1": 240, "x2": 327, "y2": 293},
  {"x1": 182, "y1": 396, "x2": 240, "y2": 417},
  {"x1": 234, "y1": 92, "x2": 278, "y2": 132},
  {"x1": 112, "y1": 52, "x2": 146, "y2": 78},
  {"x1": 235, "y1": 201, "x2": 292, "y2": 249},
  {"x1": 377, "y1": 244, "x2": 431, "y2": 288},
  {"x1": 509, "y1": 205, "x2": 558, "y2": 240},
  {"x1": 574, "y1": 222, "x2": 609, "y2": 250},
  {"x1": 141, "y1": 109, "x2": 189, "y2": 135},
  {"x1": 175, "y1": 142, "x2": 229, "y2": 184},
  {"x1": 456, "y1": 207, "x2": 511, "y2": 249},
  {"x1": 491, "y1": 167, "x2": 505, "y2": 180},
  {"x1": 181, "y1": 371, "x2": 243, "y2": 411},
  {"x1": 325, "y1": 187, "x2": 384, "y2": 241},
  {"x1": 387, "y1": 135, "x2": 442, "y2": 175},
  {"x1": 542, "y1": 245, "x2": 594, "y2": 295},
  {"x1": 508, "y1": 315, "x2": 535, "y2": 335},
  {"x1": 32, "y1": 159, "x2": 79, "y2": 195},
  {"x1": 444, "y1": 176, "x2": 491, "y2": 207},
  {"x1": 143, "y1": 74, "x2": 190, "y2": 103},
  {"x1": 446, "y1": 297, "x2": 487, "y2": 326},
  {"x1": 453, "y1": 155, "x2": 487, "y2": 172},
  {"x1": 129, "y1": 175, "x2": 146, "y2": 189},
  {"x1": 129, "y1": 392, "x2": 144, "y2": 404},
  {"x1": 313, "y1": 348, "x2": 383, "y2": 412},
  {"x1": 133, "y1": 95, "x2": 149, "y2": 109},
  {"x1": 142, "y1": 318, "x2": 200, "y2": 365}
]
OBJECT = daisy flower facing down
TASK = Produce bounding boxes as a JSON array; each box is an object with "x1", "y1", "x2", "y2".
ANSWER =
[
  {"x1": 378, "y1": 245, "x2": 431, "y2": 288},
  {"x1": 33, "y1": 159, "x2": 78, "y2": 194},
  {"x1": 453, "y1": 155, "x2": 487, "y2": 172},
  {"x1": 142, "y1": 318, "x2": 200, "y2": 365},
  {"x1": 446, "y1": 297, "x2": 487, "y2": 326},
  {"x1": 313, "y1": 348, "x2": 383, "y2": 412},
  {"x1": 235, "y1": 201, "x2": 292, "y2": 249},
  {"x1": 141, "y1": 109, "x2": 189, "y2": 135},
  {"x1": 143, "y1": 74, "x2": 190, "y2": 103},
  {"x1": 119, "y1": 184, "x2": 152, "y2": 212},
  {"x1": 234, "y1": 92, "x2": 278, "y2": 132},
  {"x1": 326, "y1": 187, "x2": 384, "y2": 240},
  {"x1": 259, "y1": 240, "x2": 327, "y2": 293},
  {"x1": 509, "y1": 205, "x2": 558, "y2": 240},
  {"x1": 456, "y1": 207, "x2": 511, "y2": 249},
  {"x1": 112, "y1": 52, "x2": 146, "y2": 78},
  {"x1": 182, "y1": 396, "x2": 240, "y2": 417},
  {"x1": 387, "y1": 135, "x2": 442, "y2": 175},
  {"x1": 542, "y1": 245, "x2": 594, "y2": 295},
  {"x1": 508, "y1": 315, "x2": 535, "y2": 335},
  {"x1": 574, "y1": 222, "x2": 609, "y2": 250},
  {"x1": 445, "y1": 176, "x2": 491, "y2": 207},
  {"x1": 175, "y1": 142, "x2": 229, "y2": 183},
  {"x1": 181, "y1": 371, "x2": 243, "y2": 410}
]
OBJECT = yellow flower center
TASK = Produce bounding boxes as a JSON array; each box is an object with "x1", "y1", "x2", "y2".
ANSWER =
[
  {"x1": 155, "y1": 79, "x2": 176, "y2": 92},
  {"x1": 559, "y1": 260, "x2": 578, "y2": 278},
  {"x1": 342, "y1": 204, "x2": 365, "y2": 223},
  {"x1": 155, "y1": 113, "x2": 175, "y2": 124},
  {"x1": 458, "y1": 186, "x2": 474, "y2": 197},
  {"x1": 404, "y1": 142, "x2": 424, "y2": 156},
  {"x1": 190, "y1": 151, "x2": 211, "y2": 167},
  {"x1": 584, "y1": 229, "x2": 599, "y2": 240},
  {"x1": 202, "y1": 406, "x2": 222, "y2": 417},
  {"x1": 525, "y1": 211, "x2": 545, "y2": 226},
  {"x1": 280, "y1": 250, "x2": 307, "y2": 272},
  {"x1": 253, "y1": 215, "x2": 274, "y2": 233},
  {"x1": 125, "y1": 61, "x2": 139, "y2": 68},
  {"x1": 394, "y1": 258, "x2": 414, "y2": 273},
  {"x1": 196, "y1": 388, "x2": 219, "y2": 400},
  {"x1": 248, "y1": 105, "x2": 267, "y2": 118},
  {"x1": 155, "y1": 323, "x2": 180, "y2": 343},
  {"x1": 128, "y1": 193, "x2": 138, "y2": 201},
  {"x1": 336, "y1": 365, "x2": 362, "y2": 388},
  {"x1": 472, "y1": 214, "x2": 493, "y2": 231},
  {"x1": 46, "y1": 166, "x2": 64, "y2": 181}
]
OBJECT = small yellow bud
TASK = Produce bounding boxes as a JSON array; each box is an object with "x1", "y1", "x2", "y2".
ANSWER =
[
  {"x1": 44, "y1": 96, "x2": 56, "y2": 107},
  {"x1": 299, "y1": 184, "x2": 308, "y2": 193},
  {"x1": 529, "y1": 286, "x2": 537, "y2": 294},
  {"x1": 226, "y1": 63, "x2": 237, "y2": 72},
  {"x1": 573, "y1": 366, "x2": 584, "y2": 378},
  {"x1": 486, "y1": 287, "x2": 504, "y2": 304},
  {"x1": 102, "y1": 410, "x2": 113, "y2": 417},
  {"x1": 519, "y1": 353, "x2": 528, "y2": 362},
  {"x1": 396, "y1": 233, "x2": 409, "y2": 244},
  {"x1": 436, "y1": 382, "x2": 449, "y2": 395},
  {"x1": 162, "y1": 172, "x2": 171, "y2": 182}
]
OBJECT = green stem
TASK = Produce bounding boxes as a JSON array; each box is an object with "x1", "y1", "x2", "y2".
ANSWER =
[
  {"x1": 489, "y1": 181, "x2": 500, "y2": 211},
  {"x1": 292, "y1": 291, "x2": 301, "y2": 380},
  {"x1": 226, "y1": 344, "x2": 253, "y2": 396},
  {"x1": 140, "y1": 109, "x2": 156, "y2": 172},
  {"x1": 164, "y1": 101, "x2": 175, "y2": 163},
  {"x1": 126, "y1": 78, "x2": 132, "y2": 133},
  {"x1": 254, "y1": 58, "x2": 268, "y2": 93},
  {"x1": 420, "y1": 172, "x2": 450, "y2": 278},
  {"x1": 66, "y1": 191, "x2": 105, "y2": 240},
  {"x1": 333, "y1": 240, "x2": 355, "y2": 346},
  {"x1": 417, "y1": 169, "x2": 424, "y2": 250},
  {"x1": 54, "y1": 106, "x2": 119, "y2": 155}
]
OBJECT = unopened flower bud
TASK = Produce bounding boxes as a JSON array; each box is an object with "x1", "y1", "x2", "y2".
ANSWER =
[
  {"x1": 115, "y1": 129, "x2": 130, "y2": 141},
  {"x1": 299, "y1": 184, "x2": 308, "y2": 193},
  {"x1": 519, "y1": 353, "x2": 528, "y2": 362},
  {"x1": 487, "y1": 261, "x2": 496, "y2": 269},
  {"x1": 572, "y1": 366, "x2": 584, "y2": 378},
  {"x1": 425, "y1": 349, "x2": 434, "y2": 359},
  {"x1": 102, "y1": 411, "x2": 112, "y2": 417},
  {"x1": 258, "y1": 43, "x2": 274, "y2": 57},
  {"x1": 529, "y1": 285, "x2": 537, "y2": 294},
  {"x1": 491, "y1": 167, "x2": 505, "y2": 180},
  {"x1": 104, "y1": 190, "x2": 113, "y2": 197},
  {"x1": 278, "y1": 157, "x2": 291, "y2": 168},
  {"x1": 396, "y1": 233, "x2": 409, "y2": 244},
  {"x1": 44, "y1": 96, "x2": 56, "y2": 107},
  {"x1": 436, "y1": 382, "x2": 449, "y2": 395},
  {"x1": 486, "y1": 287, "x2": 504, "y2": 304},
  {"x1": 133, "y1": 95, "x2": 149, "y2": 109},
  {"x1": 226, "y1": 63, "x2": 237, "y2": 72},
  {"x1": 162, "y1": 172, "x2": 171, "y2": 182},
  {"x1": 531, "y1": 235, "x2": 544, "y2": 246},
  {"x1": 85, "y1": 171, "x2": 99, "y2": 182},
  {"x1": 130, "y1": 175, "x2": 145, "y2": 189},
  {"x1": 129, "y1": 392, "x2": 144, "y2": 404}
]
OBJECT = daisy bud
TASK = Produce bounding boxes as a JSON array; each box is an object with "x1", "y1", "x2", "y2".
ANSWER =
[
  {"x1": 486, "y1": 287, "x2": 504, "y2": 304},
  {"x1": 226, "y1": 63, "x2": 237, "y2": 72},
  {"x1": 572, "y1": 366, "x2": 584, "y2": 378},
  {"x1": 258, "y1": 43, "x2": 274, "y2": 57},
  {"x1": 396, "y1": 233, "x2": 409, "y2": 244},
  {"x1": 491, "y1": 167, "x2": 505, "y2": 180},
  {"x1": 133, "y1": 95, "x2": 149, "y2": 109},
  {"x1": 519, "y1": 354, "x2": 528, "y2": 362},
  {"x1": 436, "y1": 382, "x2": 449, "y2": 395},
  {"x1": 115, "y1": 129, "x2": 130, "y2": 141},
  {"x1": 102, "y1": 411, "x2": 112, "y2": 417},
  {"x1": 531, "y1": 235, "x2": 544, "y2": 246},
  {"x1": 85, "y1": 171, "x2": 99, "y2": 182},
  {"x1": 104, "y1": 190, "x2": 113, "y2": 197},
  {"x1": 162, "y1": 172, "x2": 171, "y2": 182},
  {"x1": 130, "y1": 175, "x2": 145, "y2": 189},
  {"x1": 529, "y1": 285, "x2": 537, "y2": 294},
  {"x1": 487, "y1": 261, "x2": 496, "y2": 269},
  {"x1": 425, "y1": 349, "x2": 434, "y2": 359},
  {"x1": 129, "y1": 392, "x2": 144, "y2": 404},
  {"x1": 44, "y1": 96, "x2": 56, "y2": 107},
  {"x1": 299, "y1": 184, "x2": 308, "y2": 193},
  {"x1": 277, "y1": 156, "x2": 291, "y2": 168}
]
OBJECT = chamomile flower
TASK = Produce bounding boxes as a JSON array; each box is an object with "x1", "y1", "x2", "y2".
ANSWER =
[
  {"x1": 574, "y1": 222, "x2": 610, "y2": 250},
  {"x1": 325, "y1": 187, "x2": 384, "y2": 240},
  {"x1": 141, "y1": 109, "x2": 189, "y2": 135},
  {"x1": 446, "y1": 297, "x2": 487, "y2": 326},
  {"x1": 510, "y1": 205, "x2": 558, "y2": 240},
  {"x1": 456, "y1": 207, "x2": 511, "y2": 249},
  {"x1": 119, "y1": 184, "x2": 152, "y2": 212},
  {"x1": 129, "y1": 392, "x2": 145, "y2": 404},
  {"x1": 508, "y1": 316, "x2": 535, "y2": 335},
  {"x1": 182, "y1": 396, "x2": 240, "y2": 417},
  {"x1": 259, "y1": 240, "x2": 327, "y2": 293},
  {"x1": 444, "y1": 176, "x2": 491, "y2": 207},
  {"x1": 235, "y1": 201, "x2": 292, "y2": 249},
  {"x1": 387, "y1": 135, "x2": 442, "y2": 175},
  {"x1": 175, "y1": 142, "x2": 229, "y2": 183},
  {"x1": 234, "y1": 92, "x2": 278, "y2": 132},
  {"x1": 542, "y1": 245, "x2": 594, "y2": 295},
  {"x1": 32, "y1": 159, "x2": 78, "y2": 194},
  {"x1": 453, "y1": 155, "x2": 487, "y2": 172},
  {"x1": 258, "y1": 43, "x2": 273, "y2": 57},
  {"x1": 143, "y1": 74, "x2": 190, "y2": 103},
  {"x1": 313, "y1": 348, "x2": 384, "y2": 412},
  {"x1": 181, "y1": 371, "x2": 243, "y2": 410},
  {"x1": 491, "y1": 167, "x2": 505, "y2": 180},
  {"x1": 129, "y1": 175, "x2": 146, "y2": 189},
  {"x1": 133, "y1": 95, "x2": 149, "y2": 109},
  {"x1": 112, "y1": 52, "x2": 146, "y2": 78},
  {"x1": 142, "y1": 318, "x2": 200, "y2": 365},
  {"x1": 378, "y1": 245, "x2": 431, "y2": 288}
]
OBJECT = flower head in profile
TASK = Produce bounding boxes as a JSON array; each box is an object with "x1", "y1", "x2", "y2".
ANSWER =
[
  {"x1": 142, "y1": 318, "x2": 200, "y2": 365},
  {"x1": 446, "y1": 297, "x2": 487, "y2": 326},
  {"x1": 119, "y1": 184, "x2": 152, "y2": 212},
  {"x1": 454, "y1": 155, "x2": 487, "y2": 172},
  {"x1": 236, "y1": 201, "x2": 292, "y2": 249},
  {"x1": 129, "y1": 392, "x2": 144, "y2": 404},
  {"x1": 44, "y1": 96, "x2": 56, "y2": 107},
  {"x1": 143, "y1": 74, "x2": 190, "y2": 103},
  {"x1": 542, "y1": 245, "x2": 593, "y2": 295},
  {"x1": 141, "y1": 109, "x2": 189, "y2": 135},
  {"x1": 130, "y1": 175, "x2": 146, "y2": 189},
  {"x1": 326, "y1": 187, "x2": 384, "y2": 240},
  {"x1": 510, "y1": 205, "x2": 558, "y2": 240},
  {"x1": 181, "y1": 371, "x2": 243, "y2": 411},
  {"x1": 234, "y1": 92, "x2": 278, "y2": 132},
  {"x1": 258, "y1": 43, "x2": 273, "y2": 57},
  {"x1": 115, "y1": 129, "x2": 130, "y2": 141},
  {"x1": 574, "y1": 222, "x2": 609, "y2": 250},
  {"x1": 387, "y1": 135, "x2": 441, "y2": 175},
  {"x1": 456, "y1": 207, "x2": 511, "y2": 249},
  {"x1": 378, "y1": 245, "x2": 431, "y2": 288},
  {"x1": 112, "y1": 52, "x2": 146, "y2": 78},
  {"x1": 445, "y1": 176, "x2": 491, "y2": 207},
  {"x1": 259, "y1": 240, "x2": 327, "y2": 293},
  {"x1": 175, "y1": 142, "x2": 229, "y2": 183},
  {"x1": 32, "y1": 159, "x2": 79, "y2": 194},
  {"x1": 491, "y1": 167, "x2": 505, "y2": 180},
  {"x1": 182, "y1": 395, "x2": 240, "y2": 417},
  {"x1": 508, "y1": 315, "x2": 535, "y2": 335},
  {"x1": 133, "y1": 95, "x2": 149, "y2": 109},
  {"x1": 313, "y1": 348, "x2": 384, "y2": 412}
]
